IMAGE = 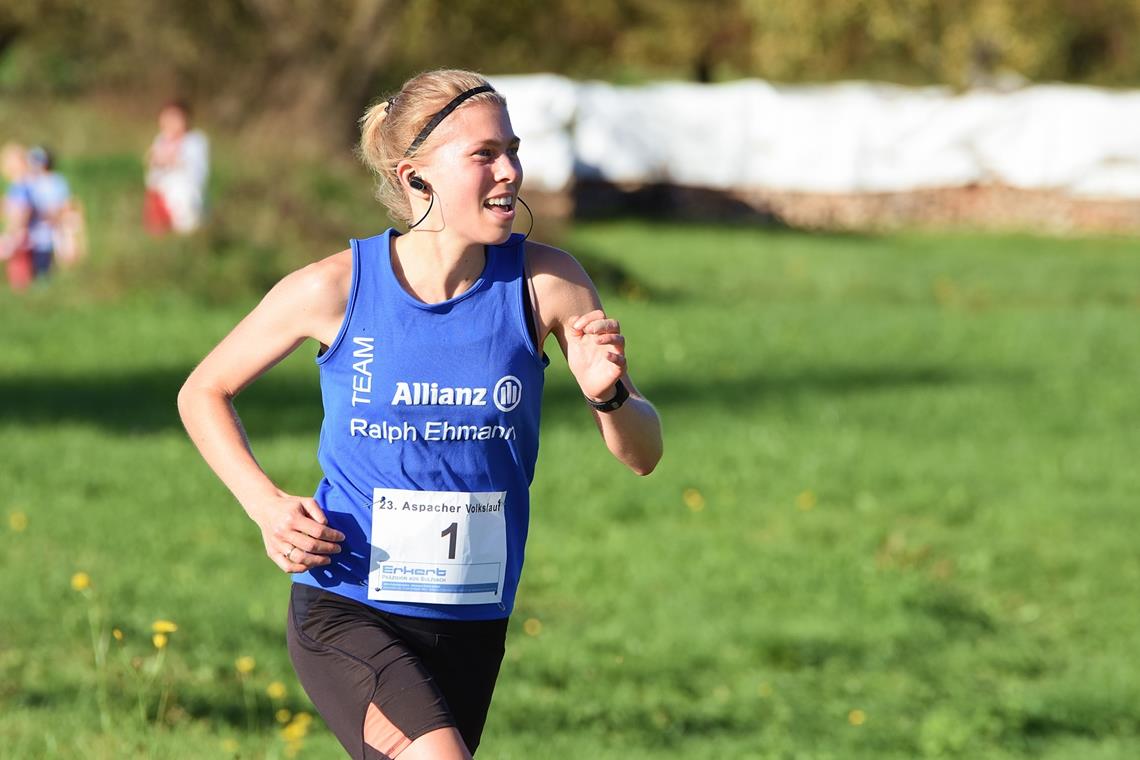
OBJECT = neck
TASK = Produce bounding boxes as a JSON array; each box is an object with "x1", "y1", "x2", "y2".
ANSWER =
[{"x1": 390, "y1": 229, "x2": 486, "y2": 304}]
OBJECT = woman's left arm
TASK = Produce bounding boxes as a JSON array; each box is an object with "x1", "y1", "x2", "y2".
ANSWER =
[{"x1": 529, "y1": 242, "x2": 663, "y2": 475}]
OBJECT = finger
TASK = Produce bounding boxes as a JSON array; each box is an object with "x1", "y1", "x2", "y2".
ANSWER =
[
  {"x1": 279, "y1": 541, "x2": 333, "y2": 568},
  {"x1": 299, "y1": 497, "x2": 328, "y2": 525},
  {"x1": 583, "y1": 319, "x2": 620, "y2": 335},
  {"x1": 593, "y1": 334, "x2": 625, "y2": 350},
  {"x1": 288, "y1": 548, "x2": 331, "y2": 569},
  {"x1": 281, "y1": 559, "x2": 312, "y2": 573},
  {"x1": 566, "y1": 315, "x2": 583, "y2": 338},
  {"x1": 292, "y1": 516, "x2": 345, "y2": 544},
  {"x1": 607, "y1": 352, "x2": 627, "y2": 368},
  {"x1": 287, "y1": 549, "x2": 331, "y2": 569},
  {"x1": 572, "y1": 310, "x2": 606, "y2": 331},
  {"x1": 270, "y1": 549, "x2": 314, "y2": 574},
  {"x1": 293, "y1": 505, "x2": 346, "y2": 543},
  {"x1": 286, "y1": 530, "x2": 342, "y2": 555},
  {"x1": 286, "y1": 516, "x2": 343, "y2": 549}
]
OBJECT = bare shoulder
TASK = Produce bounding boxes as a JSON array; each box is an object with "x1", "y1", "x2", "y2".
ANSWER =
[
  {"x1": 522, "y1": 240, "x2": 602, "y2": 338},
  {"x1": 523, "y1": 239, "x2": 592, "y2": 288},
  {"x1": 285, "y1": 247, "x2": 352, "y2": 296},
  {"x1": 269, "y1": 248, "x2": 352, "y2": 315},
  {"x1": 250, "y1": 248, "x2": 353, "y2": 348}
]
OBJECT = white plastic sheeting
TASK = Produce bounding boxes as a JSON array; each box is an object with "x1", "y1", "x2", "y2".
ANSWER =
[
  {"x1": 487, "y1": 74, "x2": 577, "y2": 192},
  {"x1": 488, "y1": 74, "x2": 1140, "y2": 198}
]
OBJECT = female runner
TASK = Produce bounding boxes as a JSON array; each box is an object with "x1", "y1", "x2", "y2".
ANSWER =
[{"x1": 178, "y1": 69, "x2": 663, "y2": 759}]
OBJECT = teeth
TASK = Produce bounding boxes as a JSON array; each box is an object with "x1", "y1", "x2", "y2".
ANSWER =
[{"x1": 486, "y1": 197, "x2": 513, "y2": 207}]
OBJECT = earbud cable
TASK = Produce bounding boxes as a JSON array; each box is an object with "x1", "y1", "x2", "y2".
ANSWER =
[{"x1": 408, "y1": 192, "x2": 435, "y2": 229}]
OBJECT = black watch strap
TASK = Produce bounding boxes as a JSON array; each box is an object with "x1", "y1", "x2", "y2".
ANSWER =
[{"x1": 585, "y1": 378, "x2": 629, "y2": 412}]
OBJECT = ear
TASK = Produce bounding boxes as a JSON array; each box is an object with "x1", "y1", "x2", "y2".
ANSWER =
[{"x1": 396, "y1": 161, "x2": 430, "y2": 197}]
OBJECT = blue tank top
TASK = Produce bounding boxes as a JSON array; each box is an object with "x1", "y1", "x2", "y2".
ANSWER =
[{"x1": 293, "y1": 229, "x2": 547, "y2": 620}]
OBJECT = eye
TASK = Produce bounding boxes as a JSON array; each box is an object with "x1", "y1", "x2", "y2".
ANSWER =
[
  {"x1": 474, "y1": 148, "x2": 494, "y2": 159},
  {"x1": 507, "y1": 145, "x2": 520, "y2": 157}
]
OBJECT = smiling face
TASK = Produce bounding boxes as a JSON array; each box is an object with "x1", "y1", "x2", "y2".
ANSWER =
[{"x1": 412, "y1": 102, "x2": 523, "y2": 245}]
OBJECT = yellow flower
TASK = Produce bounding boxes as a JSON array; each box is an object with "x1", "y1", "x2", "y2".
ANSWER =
[
  {"x1": 112, "y1": 628, "x2": 124, "y2": 642},
  {"x1": 292, "y1": 712, "x2": 312, "y2": 725},
  {"x1": 682, "y1": 488, "x2": 705, "y2": 512},
  {"x1": 848, "y1": 708, "x2": 866, "y2": 726},
  {"x1": 275, "y1": 708, "x2": 293, "y2": 724},
  {"x1": 523, "y1": 618, "x2": 542, "y2": 637},
  {"x1": 153, "y1": 633, "x2": 168, "y2": 650},
  {"x1": 8, "y1": 511, "x2": 27, "y2": 532},
  {"x1": 152, "y1": 620, "x2": 178, "y2": 634},
  {"x1": 71, "y1": 572, "x2": 91, "y2": 591},
  {"x1": 235, "y1": 655, "x2": 256, "y2": 674},
  {"x1": 221, "y1": 738, "x2": 239, "y2": 753},
  {"x1": 282, "y1": 720, "x2": 309, "y2": 742},
  {"x1": 796, "y1": 490, "x2": 817, "y2": 511},
  {"x1": 266, "y1": 681, "x2": 287, "y2": 700},
  {"x1": 933, "y1": 276, "x2": 959, "y2": 306}
]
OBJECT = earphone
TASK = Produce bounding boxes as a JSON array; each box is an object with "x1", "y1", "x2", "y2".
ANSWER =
[
  {"x1": 407, "y1": 173, "x2": 433, "y2": 229},
  {"x1": 404, "y1": 173, "x2": 534, "y2": 239}
]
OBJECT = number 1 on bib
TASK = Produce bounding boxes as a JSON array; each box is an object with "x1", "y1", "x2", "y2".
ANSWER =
[{"x1": 441, "y1": 522, "x2": 458, "y2": 559}]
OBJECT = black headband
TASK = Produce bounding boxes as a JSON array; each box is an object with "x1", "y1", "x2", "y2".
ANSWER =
[{"x1": 403, "y1": 85, "x2": 496, "y2": 157}]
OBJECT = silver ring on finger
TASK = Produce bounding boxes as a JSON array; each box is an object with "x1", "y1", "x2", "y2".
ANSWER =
[{"x1": 284, "y1": 545, "x2": 296, "y2": 562}]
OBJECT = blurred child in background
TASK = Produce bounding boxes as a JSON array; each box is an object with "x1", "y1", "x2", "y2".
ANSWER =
[
  {"x1": 25, "y1": 146, "x2": 71, "y2": 281},
  {"x1": 1, "y1": 142, "x2": 33, "y2": 290},
  {"x1": 145, "y1": 100, "x2": 209, "y2": 235}
]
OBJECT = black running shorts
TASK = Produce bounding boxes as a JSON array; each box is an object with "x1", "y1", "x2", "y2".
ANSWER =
[{"x1": 286, "y1": 584, "x2": 508, "y2": 759}]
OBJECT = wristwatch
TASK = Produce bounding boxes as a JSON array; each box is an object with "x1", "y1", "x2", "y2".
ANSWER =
[{"x1": 585, "y1": 379, "x2": 629, "y2": 412}]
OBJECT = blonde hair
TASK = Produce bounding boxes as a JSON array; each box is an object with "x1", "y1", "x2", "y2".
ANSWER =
[{"x1": 360, "y1": 69, "x2": 507, "y2": 225}]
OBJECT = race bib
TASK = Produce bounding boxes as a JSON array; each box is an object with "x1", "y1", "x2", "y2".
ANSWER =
[{"x1": 368, "y1": 488, "x2": 507, "y2": 605}]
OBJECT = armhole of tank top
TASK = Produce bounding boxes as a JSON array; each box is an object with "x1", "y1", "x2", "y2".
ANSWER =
[
  {"x1": 518, "y1": 241, "x2": 550, "y2": 369},
  {"x1": 315, "y1": 240, "x2": 362, "y2": 366}
]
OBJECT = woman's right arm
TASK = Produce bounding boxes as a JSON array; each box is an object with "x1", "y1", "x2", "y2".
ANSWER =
[{"x1": 177, "y1": 252, "x2": 351, "y2": 573}]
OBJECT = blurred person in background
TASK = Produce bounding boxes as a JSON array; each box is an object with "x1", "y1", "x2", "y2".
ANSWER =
[
  {"x1": 145, "y1": 99, "x2": 209, "y2": 235},
  {"x1": 24, "y1": 146, "x2": 72, "y2": 282},
  {"x1": 178, "y1": 69, "x2": 662, "y2": 759},
  {"x1": 1, "y1": 142, "x2": 33, "y2": 290}
]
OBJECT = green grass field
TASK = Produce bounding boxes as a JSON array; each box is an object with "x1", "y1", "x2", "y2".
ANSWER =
[{"x1": 3, "y1": 216, "x2": 1139, "y2": 759}]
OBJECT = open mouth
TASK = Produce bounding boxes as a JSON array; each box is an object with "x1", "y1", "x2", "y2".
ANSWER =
[{"x1": 484, "y1": 196, "x2": 515, "y2": 218}]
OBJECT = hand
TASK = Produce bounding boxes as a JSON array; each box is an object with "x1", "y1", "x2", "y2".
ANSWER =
[
  {"x1": 247, "y1": 492, "x2": 345, "y2": 573},
  {"x1": 566, "y1": 309, "x2": 626, "y2": 402}
]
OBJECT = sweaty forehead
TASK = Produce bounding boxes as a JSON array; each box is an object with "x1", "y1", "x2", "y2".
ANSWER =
[{"x1": 424, "y1": 102, "x2": 516, "y2": 153}]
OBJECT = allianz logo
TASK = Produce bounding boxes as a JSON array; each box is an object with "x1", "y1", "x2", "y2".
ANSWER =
[{"x1": 391, "y1": 376, "x2": 522, "y2": 413}]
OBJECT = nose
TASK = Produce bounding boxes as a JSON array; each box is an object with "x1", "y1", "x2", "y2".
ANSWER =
[{"x1": 494, "y1": 152, "x2": 522, "y2": 186}]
